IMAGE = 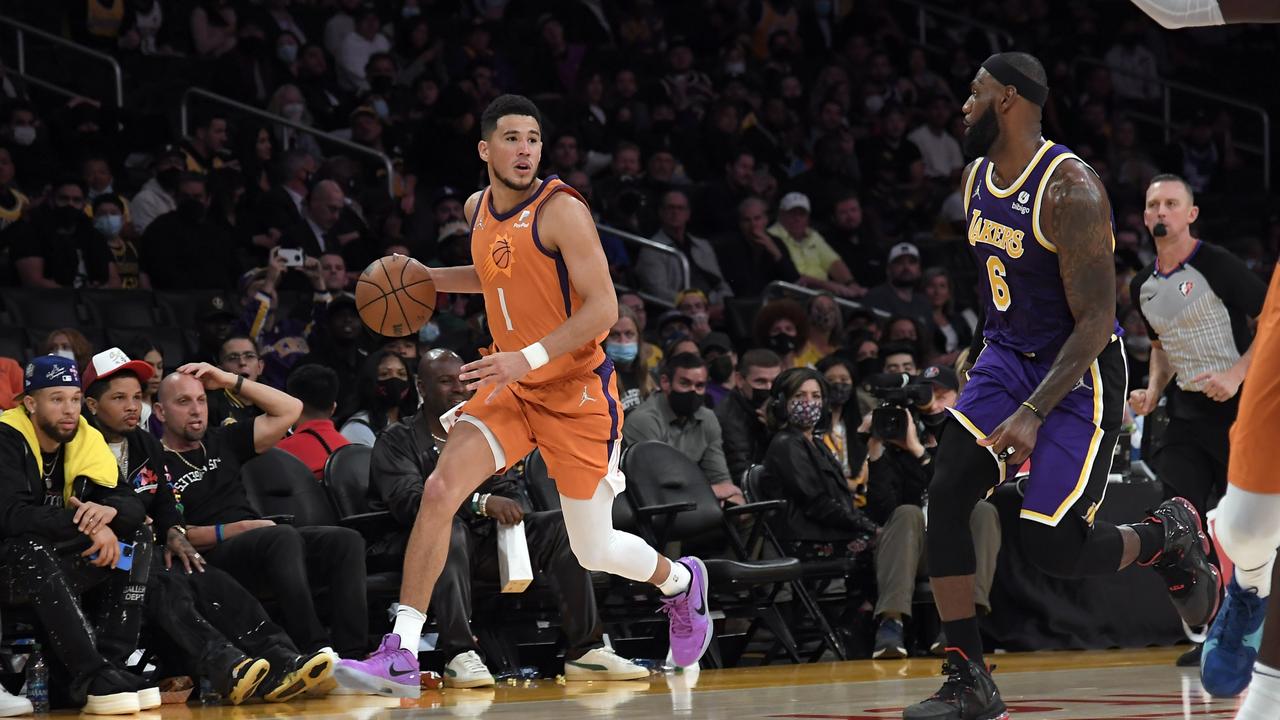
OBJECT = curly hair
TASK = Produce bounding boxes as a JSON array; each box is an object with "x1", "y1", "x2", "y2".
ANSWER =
[{"x1": 753, "y1": 298, "x2": 809, "y2": 347}]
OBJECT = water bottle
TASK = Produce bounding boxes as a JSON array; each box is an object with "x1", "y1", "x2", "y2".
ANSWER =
[{"x1": 26, "y1": 645, "x2": 49, "y2": 713}]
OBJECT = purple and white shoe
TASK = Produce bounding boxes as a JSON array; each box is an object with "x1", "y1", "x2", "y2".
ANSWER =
[
  {"x1": 661, "y1": 556, "x2": 713, "y2": 667},
  {"x1": 333, "y1": 634, "x2": 421, "y2": 698}
]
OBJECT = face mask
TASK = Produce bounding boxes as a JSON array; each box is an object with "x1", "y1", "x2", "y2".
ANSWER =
[
  {"x1": 277, "y1": 44, "x2": 298, "y2": 64},
  {"x1": 402, "y1": 6, "x2": 421, "y2": 17},
  {"x1": 787, "y1": 398, "x2": 824, "y2": 429},
  {"x1": 375, "y1": 377, "x2": 410, "y2": 407},
  {"x1": 282, "y1": 102, "x2": 306, "y2": 121},
  {"x1": 668, "y1": 389, "x2": 703, "y2": 418},
  {"x1": 724, "y1": 61, "x2": 746, "y2": 76},
  {"x1": 856, "y1": 357, "x2": 880, "y2": 379},
  {"x1": 750, "y1": 386, "x2": 772, "y2": 408},
  {"x1": 178, "y1": 198, "x2": 206, "y2": 223},
  {"x1": 605, "y1": 341, "x2": 638, "y2": 364},
  {"x1": 94, "y1": 214, "x2": 123, "y2": 238},
  {"x1": 12, "y1": 125, "x2": 36, "y2": 146},
  {"x1": 418, "y1": 321, "x2": 440, "y2": 344},
  {"x1": 52, "y1": 348, "x2": 76, "y2": 361},
  {"x1": 372, "y1": 98, "x2": 391, "y2": 119},
  {"x1": 156, "y1": 168, "x2": 182, "y2": 192},
  {"x1": 767, "y1": 332, "x2": 797, "y2": 356},
  {"x1": 708, "y1": 355, "x2": 734, "y2": 385},
  {"x1": 370, "y1": 75, "x2": 394, "y2": 94},
  {"x1": 55, "y1": 206, "x2": 83, "y2": 227},
  {"x1": 827, "y1": 381, "x2": 853, "y2": 407},
  {"x1": 810, "y1": 309, "x2": 838, "y2": 331}
]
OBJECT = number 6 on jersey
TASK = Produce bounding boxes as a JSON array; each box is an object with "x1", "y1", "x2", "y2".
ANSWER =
[{"x1": 987, "y1": 255, "x2": 1011, "y2": 312}]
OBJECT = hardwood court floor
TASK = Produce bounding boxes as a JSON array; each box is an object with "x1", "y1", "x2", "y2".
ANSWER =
[{"x1": 107, "y1": 647, "x2": 1251, "y2": 719}]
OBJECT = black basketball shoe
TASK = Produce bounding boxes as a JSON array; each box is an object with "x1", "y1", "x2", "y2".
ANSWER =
[
  {"x1": 902, "y1": 650, "x2": 1008, "y2": 720},
  {"x1": 1139, "y1": 497, "x2": 1222, "y2": 629}
]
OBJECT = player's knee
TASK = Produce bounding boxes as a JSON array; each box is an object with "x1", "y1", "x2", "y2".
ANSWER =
[
  {"x1": 1214, "y1": 516, "x2": 1280, "y2": 566},
  {"x1": 926, "y1": 469, "x2": 979, "y2": 524},
  {"x1": 564, "y1": 527, "x2": 611, "y2": 571},
  {"x1": 1020, "y1": 519, "x2": 1081, "y2": 578},
  {"x1": 421, "y1": 471, "x2": 464, "y2": 517}
]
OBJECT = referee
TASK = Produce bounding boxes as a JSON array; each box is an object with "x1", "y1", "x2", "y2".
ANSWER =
[{"x1": 1129, "y1": 173, "x2": 1266, "y2": 656}]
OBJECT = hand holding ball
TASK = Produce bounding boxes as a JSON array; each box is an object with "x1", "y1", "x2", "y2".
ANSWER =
[{"x1": 356, "y1": 254, "x2": 436, "y2": 337}]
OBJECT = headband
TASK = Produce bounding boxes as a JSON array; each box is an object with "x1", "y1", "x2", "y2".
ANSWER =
[{"x1": 981, "y1": 55, "x2": 1048, "y2": 107}]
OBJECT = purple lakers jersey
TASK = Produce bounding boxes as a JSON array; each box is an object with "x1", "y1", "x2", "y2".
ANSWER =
[{"x1": 964, "y1": 141, "x2": 1109, "y2": 356}]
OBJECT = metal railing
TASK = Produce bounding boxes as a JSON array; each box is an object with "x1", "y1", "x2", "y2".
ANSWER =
[
  {"x1": 892, "y1": 0, "x2": 1014, "y2": 54},
  {"x1": 763, "y1": 281, "x2": 892, "y2": 319},
  {"x1": 0, "y1": 14, "x2": 124, "y2": 108},
  {"x1": 1072, "y1": 57, "x2": 1270, "y2": 190},
  {"x1": 181, "y1": 87, "x2": 397, "y2": 199},
  {"x1": 597, "y1": 222, "x2": 691, "y2": 309}
]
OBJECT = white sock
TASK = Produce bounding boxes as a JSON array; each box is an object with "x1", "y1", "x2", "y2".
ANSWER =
[
  {"x1": 1236, "y1": 558, "x2": 1275, "y2": 599},
  {"x1": 656, "y1": 559, "x2": 691, "y2": 597},
  {"x1": 391, "y1": 605, "x2": 427, "y2": 652},
  {"x1": 1236, "y1": 662, "x2": 1280, "y2": 720}
]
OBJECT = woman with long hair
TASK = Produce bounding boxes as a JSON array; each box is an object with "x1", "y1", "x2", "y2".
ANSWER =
[
  {"x1": 816, "y1": 354, "x2": 869, "y2": 503},
  {"x1": 340, "y1": 350, "x2": 418, "y2": 446},
  {"x1": 40, "y1": 328, "x2": 94, "y2": 373},
  {"x1": 761, "y1": 367, "x2": 878, "y2": 560},
  {"x1": 884, "y1": 314, "x2": 935, "y2": 368},
  {"x1": 922, "y1": 266, "x2": 975, "y2": 367},
  {"x1": 606, "y1": 304, "x2": 657, "y2": 414},
  {"x1": 123, "y1": 335, "x2": 165, "y2": 435},
  {"x1": 797, "y1": 293, "x2": 844, "y2": 367}
]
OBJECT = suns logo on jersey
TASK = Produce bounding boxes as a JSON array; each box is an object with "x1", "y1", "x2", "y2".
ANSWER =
[
  {"x1": 967, "y1": 209, "x2": 1026, "y2": 259},
  {"x1": 481, "y1": 233, "x2": 516, "y2": 282}
]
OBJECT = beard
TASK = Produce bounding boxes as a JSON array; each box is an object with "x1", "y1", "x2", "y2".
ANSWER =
[
  {"x1": 493, "y1": 167, "x2": 536, "y2": 192},
  {"x1": 962, "y1": 107, "x2": 1000, "y2": 159},
  {"x1": 37, "y1": 417, "x2": 78, "y2": 444}
]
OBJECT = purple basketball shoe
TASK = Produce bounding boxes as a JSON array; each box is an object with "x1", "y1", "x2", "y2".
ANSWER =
[
  {"x1": 661, "y1": 557, "x2": 713, "y2": 667},
  {"x1": 333, "y1": 634, "x2": 421, "y2": 698}
]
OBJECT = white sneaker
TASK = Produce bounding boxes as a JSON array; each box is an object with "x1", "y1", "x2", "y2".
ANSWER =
[
  {"x1": 0, "y1": 683, "x2": 32, "y2": 717},
  {"x1": 136, "y1": 686, "x2": 162, "y2": 710},
  {"x1": 443, "y1": 651, "x2": 494, "y2": 689},
  {"x1": 564, "y1": 647, "x2": 650, "y2": 681}
]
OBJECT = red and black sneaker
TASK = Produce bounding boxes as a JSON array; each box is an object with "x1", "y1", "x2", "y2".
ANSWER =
[
  {"x1": 1139, "y1": 497, "x2": 1222, "y2": 629},
  {"x1": 902, "y1": 649, "x2": 1008, "y2": 720}
]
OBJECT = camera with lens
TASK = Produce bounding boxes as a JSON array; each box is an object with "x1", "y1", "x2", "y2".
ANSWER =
[{"x1": 865, "y1": 372, "x2": 933, "y2": 442}]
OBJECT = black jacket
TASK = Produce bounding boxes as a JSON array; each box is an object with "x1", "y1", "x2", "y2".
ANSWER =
[
  {"x1": 366, "y1": 412, "x2": 526, "y2": 562},
  {"x1": 0, "y1": 424, "x2": 146, "y2": 544},
  {"x1": 715, "y1": 390, "x2": 772, "y2": 482},
  {"x1": 120, "y1": 428, "x2": 185, "y2": 542},
  {"x1": 864, "y1": 444, "x2": 933, "y2": 526},
  {"x1": 761, "y1": 428, "x2": 877, "y2": 542}
]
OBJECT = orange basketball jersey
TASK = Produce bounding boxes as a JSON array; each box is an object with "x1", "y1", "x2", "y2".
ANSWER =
[{"x1": 470, "y1": 176, "x2": 606, "y2": 386}]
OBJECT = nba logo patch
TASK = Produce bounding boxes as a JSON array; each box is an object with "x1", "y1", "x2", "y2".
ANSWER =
[{"x1": 1178, "y1": 281, "x2": 1194, "y2": 297}]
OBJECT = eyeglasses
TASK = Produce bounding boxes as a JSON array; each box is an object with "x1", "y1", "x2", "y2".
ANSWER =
[{"x1": 222, "y1": 352, "x2": 259, "y2": 364}]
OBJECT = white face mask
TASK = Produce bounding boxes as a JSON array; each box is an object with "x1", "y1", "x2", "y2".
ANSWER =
[
  {"x1": 52, "y1": 348, "x2": 76, "y2": 361},
  {"x1": 12, "y1": 125, "x2": 36, "y2": 146},
  {"x1": 283, "y1": 102, "x2": 306, "y2": 121}
]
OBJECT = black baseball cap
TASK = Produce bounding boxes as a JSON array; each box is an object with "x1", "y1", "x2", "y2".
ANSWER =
[
  {"x1": 920, "y1": 365, "x2": 959, "y2": 392},
  {"x1": 198, "y1": 295, "x2": 237, "y2": 322}
]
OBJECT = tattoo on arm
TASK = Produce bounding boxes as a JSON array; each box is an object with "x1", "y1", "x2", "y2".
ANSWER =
[{"x1": 1027, "y1": 163, "x2": 1116, "y2": 415}]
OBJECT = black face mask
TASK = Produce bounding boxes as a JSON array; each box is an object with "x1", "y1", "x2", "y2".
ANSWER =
[
  {"x1": 668, "y1": 390, "x2": 703, "y2": 418},
  {"x1": 54, "y1": 206, "x2": 83, "y2": 228},
  {"x1": 767, "y1": 332, "x2": 798, "y2": 356},
  {"x1": 370, "y1": 75, "x2": 394, "y2": 94},
  {"x1": 708, "y1": 355, "x2": 733, "y2": 385},
  {"x1": 178, "y1": 198, "x2": 206, "y2": 223},
  {"x1": 827, "y1": 382, "x2": 853, "y2": 407},
  {"x1": 750, "y1": 387, "x2": 772, "y2": 408},
  {"x1": 375, "y1": 377, "x2": 410, "y2": 408},
  {"x1": 156, "y1": 168, "x2": 182, "y2": 192},
  {"x1": 856, "y1": 357, "x2": 880, "y2": 379}
]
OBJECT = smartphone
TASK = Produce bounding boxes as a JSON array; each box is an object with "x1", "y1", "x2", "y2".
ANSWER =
[
  {"x1": 88, "y1": 541, "x2": 135, "y2": 571},
  {"x1": 277, "y1": 247, "x2": 305, "y2": 268}
]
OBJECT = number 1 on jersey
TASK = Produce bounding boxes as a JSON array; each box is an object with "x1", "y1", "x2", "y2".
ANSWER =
[
  {"x1": 496, "y1": 287, "x2": 515, "y2": 330},
  {"x1": 987, "y1": 256, "x2": 1011, "y2": 312}
]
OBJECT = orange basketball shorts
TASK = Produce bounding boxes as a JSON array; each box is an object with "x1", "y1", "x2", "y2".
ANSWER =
[
  {"x1": 459, "y1": 357, "x2": 624, "y2": 500},
  {"x1": 1229, "y1": 269, "x2": 1280, "y2": 494}
]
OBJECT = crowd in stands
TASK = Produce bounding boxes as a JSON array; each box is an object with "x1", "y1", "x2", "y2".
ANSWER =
[{"x1": 0, "y1": 0, "x2": 1276, "y2": 712}]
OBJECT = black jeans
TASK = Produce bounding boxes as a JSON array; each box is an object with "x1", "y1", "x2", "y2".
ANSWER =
[
  {"x1": 433, "y1": 511, "x2": 604, "y2": 661},
  {"x1": 145, "y1": 564, "x2": 299, "y2": 693},
  {"x1": 203, "y1": 524, "x2": 368, "y2": 657},
  {"x1": 0, "y1": 529, "x2": 153, "y2": 703}
]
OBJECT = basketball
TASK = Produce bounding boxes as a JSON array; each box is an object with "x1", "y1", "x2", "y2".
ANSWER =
[{"x1": 355, "y1": 254, "x2": 436, "y2": 337}]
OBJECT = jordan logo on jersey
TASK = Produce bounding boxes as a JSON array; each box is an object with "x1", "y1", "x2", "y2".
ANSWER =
[
  {"x1": 967, "y1": 209, "x2": 1026, "y2": 258},
  {"x1": 579, "y1": 386, "x2": 596, "y2": 407},
  {"x1": 481, "y1": 233, "x2": 516, "y2": 282}
]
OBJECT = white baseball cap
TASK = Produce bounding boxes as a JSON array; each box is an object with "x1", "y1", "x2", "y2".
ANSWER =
[
  {"x1": 82, "y1": 347, "x2": 155, "y2": 390},
  {"x1": 887, "y1": 242, "x2": 921, "y2": 263},
  {"x1": 779, "y1": 192, "x2": 811, "y2": 213}
]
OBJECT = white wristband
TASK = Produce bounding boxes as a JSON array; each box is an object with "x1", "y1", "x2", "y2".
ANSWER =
[{"x1": 520, "y1": 342, "x2": 550, "y2": 370}]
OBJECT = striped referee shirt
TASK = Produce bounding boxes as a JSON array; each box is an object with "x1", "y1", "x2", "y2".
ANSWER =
[{"x1": 1131, "y1": 240, "x2": 1265, "y2": 418}]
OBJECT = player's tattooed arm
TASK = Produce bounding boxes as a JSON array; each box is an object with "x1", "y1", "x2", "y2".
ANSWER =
[
  {"x1": 1028, "y1": 161, "x2": 1116, "y2": 416},
  {"x1": 425, "y1": 190, "x2": 484, "y2": 293}
]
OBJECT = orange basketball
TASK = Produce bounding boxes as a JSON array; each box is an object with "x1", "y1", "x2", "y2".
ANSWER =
[{"x1": 355, "y1": 254, "x2": 437, "y2": 337}]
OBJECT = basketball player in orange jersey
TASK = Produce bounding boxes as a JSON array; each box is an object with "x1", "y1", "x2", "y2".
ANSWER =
[
  {"x1": 1128, "y1": 0, "x2": 1280, "y2": 27},
  {"x1": 334, "y1": 95, "x2": 712, "y2": 698}
]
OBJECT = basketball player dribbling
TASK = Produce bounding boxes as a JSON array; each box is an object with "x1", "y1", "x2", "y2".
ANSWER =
[
  {"x1": 335, "y1": 95, "x2": 711, "y2": 697},
  {"x1": 902, "y1": 53, "x2": 1220, "y2": 720}
]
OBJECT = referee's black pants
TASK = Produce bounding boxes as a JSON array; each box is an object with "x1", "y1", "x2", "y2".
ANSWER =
[
  {"x1": 203, "y1": 524, "x2": 368, "y2": 657},
  {"x1": 1157, "y1": 416, "x2": 1230, "y2": 524}
]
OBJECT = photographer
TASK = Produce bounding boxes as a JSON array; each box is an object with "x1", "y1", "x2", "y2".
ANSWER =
[
  {"x1": 862, "y1": 367, "x2": 1001, "y2": 660},
  {"x1": 760, "y1": 368, "x2": 878, "y2": 560}
]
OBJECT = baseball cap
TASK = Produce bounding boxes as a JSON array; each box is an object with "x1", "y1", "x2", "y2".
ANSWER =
[
  {"x1": 155, "y1": 143, "x2": 185, "y2": 165},
  {"x1": 887, "y1": 242, "x2": 921, "y2": 263},
  {"x1": 24, "y1": 355, "x2": 81, "y2": 394},
  {"x1": 657, "y1": 310, "x2": 694, "y2": 332},
  {"x1": 779, "y1": 192, "x2": 811, "y2": 213},
  {"x1": 437, "y1": 219, "x2": 471, "y2": 241},
  {"x1": 432, "y1": 186, "x2": 464, "y2": 209},
  {"x1": 920, "y1": 365, "x2": 959, "y2": 392},
  {"x1": 198, "y1": 295, "x2": 237, "y2": 322},
  {"x1": 330, "y1": 292, "x2": 359, "y2": 314},
  {"x1": 82, "y1": 347, "x2": 155, "y2": 390},
  {"x1": 699, "y1": 332, "x2": 733, "y2": 355}
]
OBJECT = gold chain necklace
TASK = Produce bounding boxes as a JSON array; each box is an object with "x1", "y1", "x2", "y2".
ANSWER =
[{"x1": 162, "y1": 441, "x2": 208, "y2": 473}]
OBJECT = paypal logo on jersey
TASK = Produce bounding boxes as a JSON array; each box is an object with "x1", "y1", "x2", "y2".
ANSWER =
[{"x1": 1011, "y1": 190, "x2": 1032, "y2": 216}]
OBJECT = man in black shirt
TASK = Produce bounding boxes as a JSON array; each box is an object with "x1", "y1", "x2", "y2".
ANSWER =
[
  {"x1": 0, "y1": 355, "x2": 155, "y2": 714},
  {"x1": 10, "y1": 177, "x2": 111, "y2": 288},
  {"x1": 715, "y1": 349, "x2": 783, "y2": 481},
  {"x1": 140, "y1": 173, "x2": 242, "y2": 290},
  {"x1": 82, "y1": 348, "x2": 335, "y2": 704},
  {"x1": 154, "y1": 361, "x2": 369, "y2": 659},
  {"x1": 714, "y1": 196, "x2": 800, "y2": 298}
]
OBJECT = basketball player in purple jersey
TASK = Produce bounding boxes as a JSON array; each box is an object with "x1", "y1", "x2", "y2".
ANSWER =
[{"x1": 902, "y1": 53, "x2": 1222, "y2": 720}]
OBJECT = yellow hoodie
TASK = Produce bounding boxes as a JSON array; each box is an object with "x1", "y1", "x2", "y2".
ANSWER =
[{"x1": 0, "y1": 407, "x2": 119, "y2": 504}]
